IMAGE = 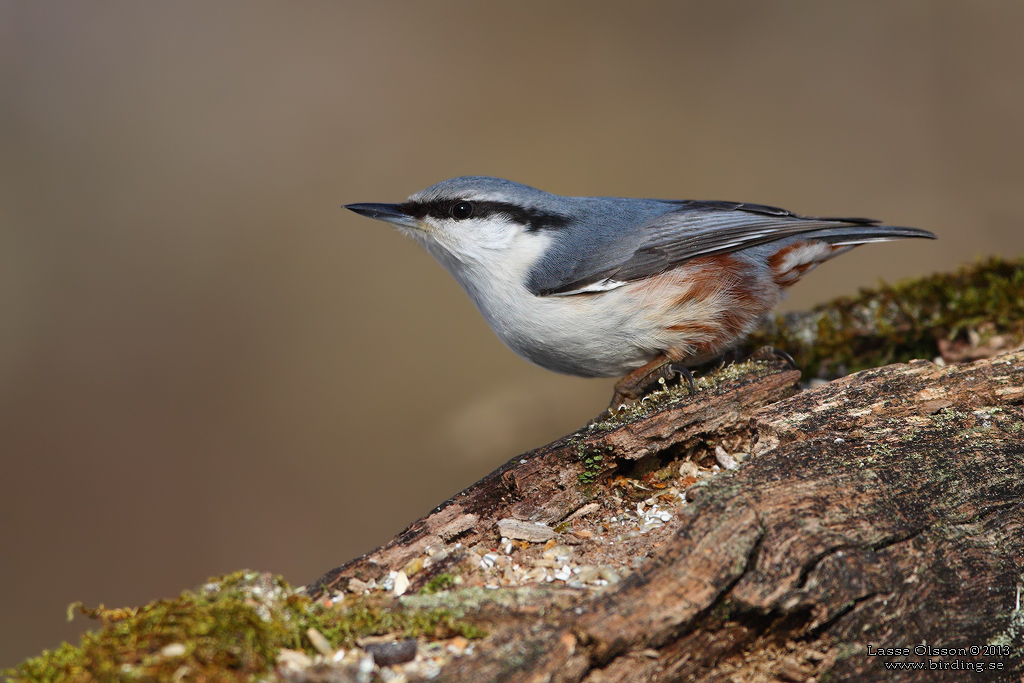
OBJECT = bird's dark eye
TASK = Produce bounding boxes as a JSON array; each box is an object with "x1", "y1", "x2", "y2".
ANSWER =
[{"x1": 450, "y1": 201, "x2": 474, "y2": 220}]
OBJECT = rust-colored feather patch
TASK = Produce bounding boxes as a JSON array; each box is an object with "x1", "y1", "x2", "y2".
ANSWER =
[{"x1": 655, "y1": 255, "x2": 769, "y2": 364}]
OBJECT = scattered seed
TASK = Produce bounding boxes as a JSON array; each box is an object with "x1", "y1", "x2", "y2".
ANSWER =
[
  {"x1": 306, "y1": 627, "x2": 333, "y2": 657},
  {"x1": 160, "y1": 643, "x2": 186, "y2": 658},
  {"x1": 402, "y1": 557, "x2": 424, "y2": 577},
  {"x1": 715, "y1": 445, "x2": 739, "y2": 470},
  {"x1": 599, "y1": 566, "x2": 621, "y2": 584},
  {"x1": 542, "y1": 545, "x2": 573, "y2": 561},
  {"x1": 392, "y1": 570, "x2": 410, "y2": 596},
  {"x1": 276, "y1": 648, "x2": 313, "y2": 672}
]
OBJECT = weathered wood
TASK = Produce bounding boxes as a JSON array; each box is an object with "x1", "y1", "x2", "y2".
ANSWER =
[
  {"x1": 312, "y1": 359, "x2": 801, "y2": 591},
  {"x1": 312, "y1": 351, "x2": 1024, "y2": 682}
]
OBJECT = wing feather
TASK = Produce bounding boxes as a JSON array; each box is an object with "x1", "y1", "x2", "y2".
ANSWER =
[{"x1": 528, "y1": 201, "x2": 933, "y2": 296}]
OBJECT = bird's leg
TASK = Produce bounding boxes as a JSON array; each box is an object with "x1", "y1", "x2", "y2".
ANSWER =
[
  {"x1": 609, "y1": 355, "x2": 694, "y2": 410},
  {"x1": 609, "y1": 355, "x2": 671, "y2": 409}
]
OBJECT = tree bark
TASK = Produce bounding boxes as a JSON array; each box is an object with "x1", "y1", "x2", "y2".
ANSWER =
[{"x1": 312, "y1": 351, "x2": 1024, "y2": 682}]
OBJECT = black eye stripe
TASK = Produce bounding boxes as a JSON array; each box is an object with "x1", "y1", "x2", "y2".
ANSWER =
[{"x1": 398, "y1": 200, "x2": 571, "y2": 232}]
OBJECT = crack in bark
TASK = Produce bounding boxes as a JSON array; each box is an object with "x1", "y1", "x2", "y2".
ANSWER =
[{"x1": 791, "y1": 543, "x2": 862, "y2": 593}]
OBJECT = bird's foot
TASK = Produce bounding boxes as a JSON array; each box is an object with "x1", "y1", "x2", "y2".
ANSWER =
[
  {"x1": 747, "y1": 346, "x2": 799, "y2": 370},
  {"x1": 608, "y1": 356, "x2": 696, "y2": 411},
  {"x1": 669, "y1": 364, "x2": 697, "y2": 393}
]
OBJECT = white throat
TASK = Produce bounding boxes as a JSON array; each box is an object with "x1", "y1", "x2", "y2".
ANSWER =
[{"x1": 414, "y1": 220, "x2": 553, "y2": 332}]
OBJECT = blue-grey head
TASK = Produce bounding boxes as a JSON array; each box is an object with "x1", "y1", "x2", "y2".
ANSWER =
[{"x1": 344, "y1": 176, "x2": 580, "y2": 275}]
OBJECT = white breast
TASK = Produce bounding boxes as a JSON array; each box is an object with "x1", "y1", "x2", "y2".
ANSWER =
[{"x1": 416, "y1": 228, "x2": 659, "y2": 377}]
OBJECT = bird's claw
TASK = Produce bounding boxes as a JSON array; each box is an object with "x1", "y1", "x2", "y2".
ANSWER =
[
  {"x1": 766, "y1": 346, "x2": 799, "y2": 370},
  {"x1": 669, "y1": 364, "x2": 696, "y2": 393}
]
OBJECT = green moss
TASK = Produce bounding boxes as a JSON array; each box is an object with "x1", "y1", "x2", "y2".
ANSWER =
[
  {"x1": 744, "y1": 256, "x2": 1024, "y2": 378},
  {"x1": 304, "y1": 599, "x2": 487, "y2": 646},
  {"x1": 4, "y1": 571, "x2": 485, "y2": 683},
  {"x1": 577, "y1": 443, "x2": 609, "y2": 485},
  {"x1": 420, "y1": 573, "x2": 457, "y2": 595},
  {"x1": 5, "y1": 571, "x2": 293, "y2": 683}
]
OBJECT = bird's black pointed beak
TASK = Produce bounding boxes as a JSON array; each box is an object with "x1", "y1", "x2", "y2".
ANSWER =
[{"x1": 344, "y1": 202, "x2": 420, "y2": 228}]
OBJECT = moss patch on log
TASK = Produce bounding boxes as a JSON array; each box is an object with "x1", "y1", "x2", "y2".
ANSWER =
[
  {"x1": 744, "y1": 256, "x2": 1024, "y2": 378},
  {"x1": 3, "y1": 571, "x2": 484, "y2": 683}
]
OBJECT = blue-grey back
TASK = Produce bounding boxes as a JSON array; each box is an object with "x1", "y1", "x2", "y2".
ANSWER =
[{"x1": 411, "y1": 177, "x2": 934, "y2": 297}]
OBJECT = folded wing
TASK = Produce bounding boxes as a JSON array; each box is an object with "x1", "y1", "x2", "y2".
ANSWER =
[{"x1": 529, "y1": 200, "x2": 934, "y2": 296}]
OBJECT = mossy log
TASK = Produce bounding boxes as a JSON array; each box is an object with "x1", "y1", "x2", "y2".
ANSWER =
[
  {"x1": 312, "y1": 349, "x2": 1024, "y2": 682},
  {"x1": 9, "y1": 260, "x2": 1023, "y2": 683}
]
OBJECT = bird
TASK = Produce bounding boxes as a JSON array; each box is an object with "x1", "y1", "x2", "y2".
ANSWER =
[{"x1": 346, "y1": 177, "x2": 935, "y2": 408}]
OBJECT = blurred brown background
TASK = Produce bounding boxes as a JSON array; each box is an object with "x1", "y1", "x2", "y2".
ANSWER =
[{"x1": 2, "y1": 0, "x2": 1023, "y2": 667}]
